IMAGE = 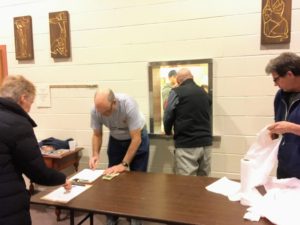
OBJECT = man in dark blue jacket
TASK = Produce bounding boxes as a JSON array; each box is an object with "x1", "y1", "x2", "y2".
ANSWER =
[
  {"x1": 266, "y1": 52, "x2": 300, "y2": 179},
  {"x1": 0, "y1": 75, "x2": 71, "y2": 225},
  {"x1": 163, "y1": 68, "x2": 212, "y2": 176}
]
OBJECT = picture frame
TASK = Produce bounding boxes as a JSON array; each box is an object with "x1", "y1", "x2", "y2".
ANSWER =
[
  {"x1": 148, "y1": 59, "x2": 213, "y2": 134},
  {"x1": 49, "y1": 11, "x2": 71, "y2": 58},
  {"x1": 13, "y1": 16, "x2": 34, "y2": 60},
  {"x1": 261, "y1": 0, "x2": 291, "y2": 44}
]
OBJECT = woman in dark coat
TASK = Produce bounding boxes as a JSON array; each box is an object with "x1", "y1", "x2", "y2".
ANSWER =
[{"x1": 0, "y1": 75, "x2": 71, "y2": 225}]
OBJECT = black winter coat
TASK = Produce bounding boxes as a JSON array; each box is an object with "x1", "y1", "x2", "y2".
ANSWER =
[{"x1": 0, "y1": 97, "x2": 66, "y2": 225}]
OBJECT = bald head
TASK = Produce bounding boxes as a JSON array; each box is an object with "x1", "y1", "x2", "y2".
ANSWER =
[
  {"x1": 94, "y1": 88, "x2": 116, "y2": 116},
  {"x1": 176, "y1": 68, "x2": 193, "y2": 85}
]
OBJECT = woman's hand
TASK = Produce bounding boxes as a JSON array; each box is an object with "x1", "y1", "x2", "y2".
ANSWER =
[{"x1": 63, "y1": 179, "x2": 72, "y2": 191}]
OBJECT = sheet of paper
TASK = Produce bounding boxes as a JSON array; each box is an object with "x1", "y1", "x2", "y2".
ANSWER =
[
  {"x1": 205, "y1": 177, "x2": 241, "y2": 196},
  {"x1": 41, "y1": 185, "x2": 91, "y2": 203},
  {"x1": 247, "y1": 187, "x2": 300, "y2": 225},
  {"x1": 70, "y1": 169, "x2": 104, "y2": 183}
]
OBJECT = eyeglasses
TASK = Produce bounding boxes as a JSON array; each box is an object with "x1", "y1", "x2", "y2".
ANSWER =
[{"x1": 273, "y1": 76, "x2": 280, "y2": 83}]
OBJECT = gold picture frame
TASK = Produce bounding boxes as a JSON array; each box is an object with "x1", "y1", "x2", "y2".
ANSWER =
[{"x1": 148, "y1": 59, "x2": 213, "y2": 134}]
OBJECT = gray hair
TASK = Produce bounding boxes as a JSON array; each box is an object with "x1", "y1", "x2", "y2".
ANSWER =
[
  {"x1": 106, "y1": 89, "x2": 115, "y2": 102},
  {"x1": 0, "y1": 75, "x2": 36, "y2": 102},
  {"x1": 265, "y1": 52, "x2": 300, "y2": 76}
]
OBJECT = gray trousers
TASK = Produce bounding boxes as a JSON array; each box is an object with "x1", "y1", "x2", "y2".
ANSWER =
[{"x1": 174, "y1": 146, "x2": 212, "y2": 176}]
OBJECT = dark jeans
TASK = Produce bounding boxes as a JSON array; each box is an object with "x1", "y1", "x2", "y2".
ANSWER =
[
  {"x1": 106, "y1": 128, "x2": 149, "y2": 225},
  {"x1": 107, "y1": 127, "x2": 149, "y2": 171}
]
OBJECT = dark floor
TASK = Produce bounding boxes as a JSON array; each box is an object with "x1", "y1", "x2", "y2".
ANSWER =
[{"x1": 30, "y1": 204, "x2": 164, "y2": 225}]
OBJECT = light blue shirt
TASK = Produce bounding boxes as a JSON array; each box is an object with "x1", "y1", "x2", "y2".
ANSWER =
[{"x1": 90, "y1": 93, "x2": 145, "y2": 140}]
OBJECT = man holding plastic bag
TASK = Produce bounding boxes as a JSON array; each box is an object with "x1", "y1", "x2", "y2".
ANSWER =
[{"x1": 266, "y1": 52, "x2": 300, "y2": 179}]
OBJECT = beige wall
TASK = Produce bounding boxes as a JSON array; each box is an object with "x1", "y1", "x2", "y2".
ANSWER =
[{"x1": 1, "y1": 0, "x2": 299, "y2": 179}]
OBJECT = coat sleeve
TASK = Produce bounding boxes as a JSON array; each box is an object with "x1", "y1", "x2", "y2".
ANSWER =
[
  {"x1": 163, "y1": 90, "x2": 178, "y2": 135},
  {"x1": 12, "y1": 121, "x2": 66, "y2": 186}
]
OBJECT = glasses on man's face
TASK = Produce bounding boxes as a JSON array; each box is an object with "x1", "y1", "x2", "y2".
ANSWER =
[{"x1": 273, "y1": 76, "x2": 280, "y2": 83}]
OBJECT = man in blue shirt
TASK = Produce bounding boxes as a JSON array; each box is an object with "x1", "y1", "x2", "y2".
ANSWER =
[{"x1": 89, "y1": 88, "x2": 149, "y2": 225}]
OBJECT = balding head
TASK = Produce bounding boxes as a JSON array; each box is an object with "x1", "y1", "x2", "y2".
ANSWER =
[
  {"x1": 176, "y1": 68, "x2": 193, "y2": 85},
  {"x1": 94, "y1": 88, "x2": 116, "y2": 116}
]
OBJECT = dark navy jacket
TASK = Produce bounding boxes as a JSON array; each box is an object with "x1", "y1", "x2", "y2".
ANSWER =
[
  {"x1": 0, "y1": 98, "x2": 66, "y2": 225},
  {"x1": 274, "y1": 90, "x2": 300, "y2": 179}
]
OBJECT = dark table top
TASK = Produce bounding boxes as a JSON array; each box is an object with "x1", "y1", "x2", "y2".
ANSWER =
[{"x1": 31, "y1": 172, "x2": 273, "y2": 225}]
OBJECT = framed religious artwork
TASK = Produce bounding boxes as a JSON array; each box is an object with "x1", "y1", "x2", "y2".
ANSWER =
[
  {"x1": 49, "y1": 11, "x2": 71, "y2": 58},
  {"x1": 261, "y1": 0, "x2": 292, "y2": 44},
  {"x1": 148, "y1": 59, "x2": 213, "y2": 134},
  {"x1": 0, "y1": 45, "x2": 8, "y2": 85},
  {"x1": 13, "y1": 16, "x2": 34, "y2": 60}
]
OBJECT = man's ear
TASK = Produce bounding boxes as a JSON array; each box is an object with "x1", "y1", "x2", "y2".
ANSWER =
[
  {"x1": 287, "y1": 71, "x2": 294, "y2": 77},
  {"x1": 18, "y1": 94, "x2": 26, "y2": 105}
]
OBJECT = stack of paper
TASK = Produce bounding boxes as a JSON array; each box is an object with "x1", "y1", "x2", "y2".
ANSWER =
[{"x1": 70, "y1": 169, "x2": 104, "y2": 183}]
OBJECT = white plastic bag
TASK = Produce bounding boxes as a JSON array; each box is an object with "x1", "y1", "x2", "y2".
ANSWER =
[{"x1": 242, "y1": 125, "x2": 281, "y2": 190}]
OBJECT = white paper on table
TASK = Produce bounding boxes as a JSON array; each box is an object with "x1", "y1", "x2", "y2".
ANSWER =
[
  {"x1": 247, "y1": 187, "x2": 300, "y2": 225},
  {"x1": 205, "y1": 177, "x2": 241, "y2": 196},
  {"x1": 70, "y1": 169, "x2": 104, "y2": 183},
  {"x1": 41, "y1": 185, "x2": 91, "y2": 203},
  {"x1": 231, "y1": 188, "x2": 263, "y2": 206},
  {"x1": 206, "y1": 177, "x2": 263, "y2": 203}
]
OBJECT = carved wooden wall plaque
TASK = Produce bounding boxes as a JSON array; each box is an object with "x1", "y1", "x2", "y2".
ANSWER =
[
  {"x1": 49, "y1": 11, "x2": 71, "y2": 58},
  {"x1": 261, "y1": 0, "x2": 292, "y2": 44},
  {"x1": 13, "y1": 16, "x2": 34, "y2": 60}
]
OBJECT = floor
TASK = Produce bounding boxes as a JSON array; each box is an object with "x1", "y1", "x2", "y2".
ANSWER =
[{"x1": 30, "y1": 204, "x2": 164, "y2": 225}]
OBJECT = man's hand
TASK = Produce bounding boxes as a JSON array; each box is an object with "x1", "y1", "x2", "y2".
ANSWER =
[
  {"x1": 104, "y1": 164, "x2": 127, "y2": 175},
  {"x1": 89, "y1": 155, "x2": 99, "y2": 170},
  {"x1": 268, "y1": 121, "x2": 299, "y2": 135}
]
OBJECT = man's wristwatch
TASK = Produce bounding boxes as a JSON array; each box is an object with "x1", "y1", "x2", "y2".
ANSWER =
[{"x1": 121, "y1": 161, "x2": 129, "y2": 167}]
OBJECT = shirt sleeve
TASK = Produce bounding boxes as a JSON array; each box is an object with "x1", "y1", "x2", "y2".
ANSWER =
[
  {"x1": 163, "y1": 90, "x2": 178, "y2": 135},
  {"x1": 125, "y1": 97, "x2": 145, "y2": 131},
  {"x1": 90, "y1": 107, "x2": 103, "y2": 132}
]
